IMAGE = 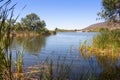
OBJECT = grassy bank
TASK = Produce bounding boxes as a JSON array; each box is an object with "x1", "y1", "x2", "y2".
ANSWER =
[
  {"x1": 78, "y1": 28, "x2": 120, "y2": 80},
  {"x1": 79, "y1": 28, "x2": 120, "y2": 55}
]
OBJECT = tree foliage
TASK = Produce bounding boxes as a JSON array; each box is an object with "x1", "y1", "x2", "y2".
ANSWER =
[
  {"x1": 0, "y1": 1, "x2": 50, "y2": 35},
  {"x1": 98, "y1": 0, "x2": 120, "y2": 22},
  {"x1": 21, "y1": 13, "x2": 46, "y2": 32}
]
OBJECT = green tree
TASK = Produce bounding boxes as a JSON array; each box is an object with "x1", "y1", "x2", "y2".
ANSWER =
[
  {"x1": 55, "y1": 28, "x2": 58, "y2": 31},
  {"x1": 14, "y1": 22, "x2": 22, "y2": 31},
  {"x1": 21, "y1": 13, "x2": 46, "y2": 32},
  {"x1": 98, "y1": 0, "x2": 120, "y2": 22},
  {"x1": 6, "y1": 19, "x2": 16, "y2": 31}
]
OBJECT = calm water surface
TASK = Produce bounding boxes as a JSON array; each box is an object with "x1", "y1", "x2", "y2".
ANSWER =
[
  {"x1": 12, "y1": 32, "x2": 95, "y2": 65},
  {"x1": 11, "y1": 32, "x2": 120, "y2": 78}
]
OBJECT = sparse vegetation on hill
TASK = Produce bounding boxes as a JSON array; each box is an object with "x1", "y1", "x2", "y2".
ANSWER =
[{"x1": 82, "y1": 22, "x2": 120, "y2": 32}]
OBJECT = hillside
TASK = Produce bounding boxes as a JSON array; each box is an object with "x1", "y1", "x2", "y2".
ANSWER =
[{"x1": 82, "y1": 22, "x2": 120, "y2": 32}]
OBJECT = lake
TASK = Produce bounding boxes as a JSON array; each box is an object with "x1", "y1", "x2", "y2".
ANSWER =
[{"x1": 11, "y1": 32, "x2": 120, "y2": 79}]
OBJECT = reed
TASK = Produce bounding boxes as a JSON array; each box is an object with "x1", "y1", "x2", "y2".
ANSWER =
[
  {"x1": 0, "y1": 0, "x2": 17, "y2": 79},
  {"x1": 0, "y1": 33, "x2": 14, "y2": 80},
  {"x1": 38, "y1": 57, "x2": 73, "y2": 80},
  {"x1": 13, "y1": 51, "x2": 24, "y2": 79},
  {"x1": 79, "y1": 28, "x2": 120, "y2": 55},
  {"x1": 92, "y1": 29, "x2": 120, "y2": 54}
]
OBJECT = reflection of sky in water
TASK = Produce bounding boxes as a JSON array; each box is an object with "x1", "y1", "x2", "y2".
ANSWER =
[
  {"x1": 10, "y1": 32, "x2": 120, "y2": 79},
  {"x1": 11, "y1": 32, "x2": 97, "y2": 66},
  {"x1": 44, "y1": 32, "x2": 96, "y2": 52}
]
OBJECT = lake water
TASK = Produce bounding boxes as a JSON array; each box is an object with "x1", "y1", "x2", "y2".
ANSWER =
[{"x1": 11, "y1": 32, "x2": 120, "y2": 79}]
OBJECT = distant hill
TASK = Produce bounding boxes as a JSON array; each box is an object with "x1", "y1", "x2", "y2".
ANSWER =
[{"x1": 82, "y1": 22, "x2": 120, "y2": 32}]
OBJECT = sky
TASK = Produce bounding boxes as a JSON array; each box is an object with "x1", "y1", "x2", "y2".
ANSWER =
[{"x1": 12, "y1": 0, "x2": 102, "y2": 30}]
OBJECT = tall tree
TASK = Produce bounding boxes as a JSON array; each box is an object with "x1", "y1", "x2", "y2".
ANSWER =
[
  {"x1": 98, "y1": 0, "x2": 120, "y2": 22},
  {"x1": 21, "y1": 13, "x2": 46, "y2": 32}
]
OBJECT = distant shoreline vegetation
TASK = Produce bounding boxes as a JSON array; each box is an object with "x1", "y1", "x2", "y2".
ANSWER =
[
  {"x1": 0, "y1": 13, "x2": 56, "y2": 37},
  {"x1": 9, "y1": 31, "x2": 56, "y2": 37},
  {"x1": 55, "y1": 28, "x2": 82, "y2": 32}
]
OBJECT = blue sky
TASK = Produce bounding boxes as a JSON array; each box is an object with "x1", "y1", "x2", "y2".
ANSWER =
[{"x1": 12, "y1": 0, "x2": 102, "y2": 30}]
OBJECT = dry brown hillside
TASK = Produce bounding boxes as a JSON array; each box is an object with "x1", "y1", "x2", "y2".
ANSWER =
[{"x1": 82, "y1": 22, "x2": 120, "y2": 32}]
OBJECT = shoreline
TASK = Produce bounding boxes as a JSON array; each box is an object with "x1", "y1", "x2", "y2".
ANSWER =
[{"x1": 9, "y1": 31, "x2": 56, "y2": 37}]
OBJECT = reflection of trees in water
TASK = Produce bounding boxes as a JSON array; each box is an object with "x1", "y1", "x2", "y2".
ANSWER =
[
  {"x1": 95, "y1": 54, "x2": 120, "y2": 80},
  {"x1": 79, "y1": 51, "x2": 120, "y2": 79},
  {"x1": 12, "y1": 36, "x2": 46, "y2": 56},
  {"x1": 80, "y1": 51, "x2": 119, "y2": 68},
  {"x1": 95, "y1": 54, "x2": 118, "y2": 69},
  {"x1": 97, "y1": 65, "x2": 120, "y2": 80}
]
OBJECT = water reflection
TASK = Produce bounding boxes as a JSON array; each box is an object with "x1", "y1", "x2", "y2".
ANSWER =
[
  {"x1": 79, "y1": 50, "x2": 120, "y2": 79},
  {"x1": 97, "y1": 65, "x2": 120, "y2": 80},
  {"x1": 9, "y1": 32, "x2": 120, "y2": 79},
  {"x1": 12, "y1": 36, "x2": 47, "y2": 56}
]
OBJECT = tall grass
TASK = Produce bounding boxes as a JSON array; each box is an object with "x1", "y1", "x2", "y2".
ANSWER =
[
  {"x1": 13, "y1": 51, "x2": 24, "y2": 79},
  {"x1": 15, "y1": 51, "x2": 23, "y2": 73},
  {"x1": 38, "y1": 57, "x2": 73, "y2": 80},
  {"x1": 0, "y1": 0, "x2": 17, "y2": 79},
  {"x1": 79, "y1": 28, "x2": 120, "y2": 55},
  {"x1": 1, "y1": 0, "x2": 120, "y2": 79},
  {"x1": 0, "y1": 34, "x2": 13, "y2": 80},
  {"x1": 0, "y1": 1, "x2": 78, "y2": 80},
  {"x1": 92, "y1": 29, "x2": 120, "y2": 53},
  {"x1": 78, "y1": 28, "x2": 120, "y2": 80}
]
